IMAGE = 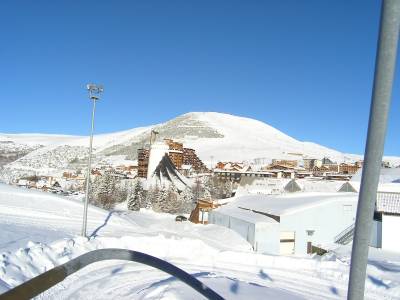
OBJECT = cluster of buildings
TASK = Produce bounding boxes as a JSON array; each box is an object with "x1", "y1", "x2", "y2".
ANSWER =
[
  {"x1": 14, "y1": 163, "x2": 138, "y2": 194},
  {"x1": 137, "y1": 135, "x2": 208, "y2": 180},
  {"x1": 191, "y1": 165, "x2": 400, "y2": 256},
  {"x1": 16, "y1": 175, "x2": 61, "y2": 192},
  {"x1": 213, "y1": 157, "x2": 369, "y2": 184},
  {"x1": 303, "y1": 158, "x2": 363, "y2": 175}
]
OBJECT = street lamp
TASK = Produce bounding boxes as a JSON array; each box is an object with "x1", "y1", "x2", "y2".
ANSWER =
[{"x1": 81, "y1": 83, "x2": 103, "y2": 237}]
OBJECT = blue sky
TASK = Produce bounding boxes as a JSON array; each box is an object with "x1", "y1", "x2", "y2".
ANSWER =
[{"x1": 0, "y1": 1, "x2": 398, "y2": 155}]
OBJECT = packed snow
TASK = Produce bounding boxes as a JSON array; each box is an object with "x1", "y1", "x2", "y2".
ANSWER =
[{"x1": 0, "y1": 184, "x2": 399, "y2": 299}]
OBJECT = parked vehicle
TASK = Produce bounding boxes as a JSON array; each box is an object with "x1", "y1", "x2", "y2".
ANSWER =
[{"x1": 175, "y1": 215, "x2": 188, "y2": 222}]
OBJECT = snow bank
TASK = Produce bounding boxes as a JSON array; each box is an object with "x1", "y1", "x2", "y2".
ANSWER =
[{"x1": 1, "y1": 235, "x2": 399, "y2": 299}]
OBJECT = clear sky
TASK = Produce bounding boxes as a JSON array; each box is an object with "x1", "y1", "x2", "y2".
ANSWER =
[{"x1": 0, "y1": 0, "x2": 398, "y2": 155}]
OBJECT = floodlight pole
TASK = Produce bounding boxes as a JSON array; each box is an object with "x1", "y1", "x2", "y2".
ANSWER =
[
  {"x1": 347, "y1": 1, "x2": 400, "y2": 299},
  {"x1": 81, "y1": 84, "x2": 103, "y2": 237}
]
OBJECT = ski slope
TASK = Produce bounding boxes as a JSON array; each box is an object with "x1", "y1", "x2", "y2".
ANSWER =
[{"x1": 0, "y1": 184, "x2": 399, "y2": 299}]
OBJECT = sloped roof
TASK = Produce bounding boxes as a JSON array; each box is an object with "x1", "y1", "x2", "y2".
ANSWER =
[
  {"x1": 351, "y1": 167, "x2": 400, "y2": 184},
  {"x1": 341, "y1": 181, "x2": 400, "y2": 193},
  {"x1": 236, "y1": 177, "x2": 292, "y2": 196},
  {"x1": 151, "y1": 154, "x2": 189, "y2": 191},
  {"x1": 298, "y1": 179, "x2": 344, "y2": 193},
  {"x1": 225, "y1": 193, "x2": 358, "y2": 217},
  {"x1": 213, "y1": 205, "x2": 278, "y2": 224}
]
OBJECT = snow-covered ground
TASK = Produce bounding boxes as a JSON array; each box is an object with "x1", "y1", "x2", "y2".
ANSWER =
[{"x1": 0, "y1": 184, "x2": 400, "y2": 299}]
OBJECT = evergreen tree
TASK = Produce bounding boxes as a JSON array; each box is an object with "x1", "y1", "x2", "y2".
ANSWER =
[
  {"x1": 179, "y1": 186, "x2": 195, "y2": 213},
  {"x1": 127, "y1": 180, "x2": 142, "y2": 211},
  {"x1": 91, "y1": 173, "x2": 117, "y2": 210},
  {"x1": 223, "y1": 180, "x2": 233, "y2": 198},
  {"x1": 152, "y1": 185, "x2": 169, "y2": 212},
  {"x1": 164, "y1": 184, "x2": 181, "y2": 214}
]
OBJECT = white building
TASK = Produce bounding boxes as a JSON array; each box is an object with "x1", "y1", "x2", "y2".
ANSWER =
[
  {"x1": 209, "y1": 193, "x2": 358, "y2": 255},
  {"x1": 337, "y1": 179, "x2": 400, "y2": 252},
  {"x1": 370, "y1": 191, "x2": 400, "y2": 252},
  {"x1": 147, "y1": 142, "x2": 170, "y2": 180}
]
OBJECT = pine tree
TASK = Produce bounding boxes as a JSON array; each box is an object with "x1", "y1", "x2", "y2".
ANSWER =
[
  {"x1": 164, "y1": 184, "x2": 181, "y2": 214},
  {"x1": 179, "y1": 186, "x2": 195, "y2": 213},
  {"x1": 223, "y1": 180, "x2": 233, "y2": 198},
  {"x1": 127, "y1": 180, "x2": 142, "y2": 211},
  {"x1": 91, "y1": 173, "x2": 117, "y2": 210},
  {"x1": 153, "y1": 185, "x2": 169, "y2": 212}
]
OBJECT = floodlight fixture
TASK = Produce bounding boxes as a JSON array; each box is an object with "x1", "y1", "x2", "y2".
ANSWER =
[{"x1": 86, "y1": 83, "x2": 104, "y2": 100}]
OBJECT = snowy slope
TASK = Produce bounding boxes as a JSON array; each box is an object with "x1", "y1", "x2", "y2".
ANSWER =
[
  {"x1": 0, "y1": 184, "x2": 399, "y2": 299},
  {"x1": 182, "y1": 112, "x2": 358, "y2": 163},
  {"x1": 1, "y1": 112, "x2": 399, "y2": 182},
  {"x1": 0, "y1": 133, "x2": 80, "y2": 146}
]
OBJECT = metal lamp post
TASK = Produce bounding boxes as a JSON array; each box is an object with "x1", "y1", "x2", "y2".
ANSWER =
[
  {"x1": 347, "y1": 0, "x2": 400, "y2": 299},
  {"x1": 81, "y1": 83, "x2": 103, "y2": 237}
]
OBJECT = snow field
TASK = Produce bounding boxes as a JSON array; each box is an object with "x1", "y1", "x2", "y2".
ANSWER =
[
  {"x1": 1, "y1": 235, "x2": 399, "y2": 299},
  {"x1": 0, "y1": 184, "x2": 400, "y2": 299}
]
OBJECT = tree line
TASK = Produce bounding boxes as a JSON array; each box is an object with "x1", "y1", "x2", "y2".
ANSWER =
[{"x1": 89, "y1": 172, "x2": 234, "y2": 214}]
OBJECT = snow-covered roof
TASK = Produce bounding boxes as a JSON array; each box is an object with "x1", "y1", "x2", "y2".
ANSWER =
[
  {"x1": 341, "y1": 181, "x2": 400, "y2": 193},
  {"x1": 225, "y1": 193, "x2": 358, "y2": 217},
  {"x1": 213, "y1": 205, "x2": 278, "y2": 224},
  {"x1": 351, "y1": 167, "x2": 400, "y2": 184},
  {"x1": 297, "y1": 179, "x2": 344, "y2": 193},
  {"x1": 236, "y1": 177, "x2": 297, "y2": 196}
]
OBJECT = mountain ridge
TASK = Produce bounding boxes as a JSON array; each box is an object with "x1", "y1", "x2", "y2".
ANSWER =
[{"x1": 0, "y1": 112, "x2": 399, "y2": 182}]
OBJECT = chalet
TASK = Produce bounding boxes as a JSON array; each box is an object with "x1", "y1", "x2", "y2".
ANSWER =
[
  {"x1": 189, "y1": 199, "x2": 220, "y2": 224},
  {"x1": 215, "y1": 162, "x2": 251, "y2": 173}
]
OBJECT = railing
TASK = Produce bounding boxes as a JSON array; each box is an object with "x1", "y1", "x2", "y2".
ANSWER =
[
  {"x1": 334, "y1": 223, "x2": 355, "y2": 245},
  {"x1": 0, "y1": 249, "x2": 225, "y2": 300}
]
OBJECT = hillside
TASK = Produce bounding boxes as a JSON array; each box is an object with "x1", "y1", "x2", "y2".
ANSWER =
[{"x1": 1, "y1": 112, "x2": 399, "y2": 182}]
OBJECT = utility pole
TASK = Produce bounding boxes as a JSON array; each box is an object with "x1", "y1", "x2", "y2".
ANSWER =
[
  {"x1": 81, "y1": 83, "x2": 103, "y2": 237},
  {"x1": 347, "y1": 1, "x2": 400, "y2": 299}
]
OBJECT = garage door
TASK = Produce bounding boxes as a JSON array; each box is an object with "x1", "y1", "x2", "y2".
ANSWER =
[{"x1": 280, "y1": 231, "x2": 295, "y2": 255}]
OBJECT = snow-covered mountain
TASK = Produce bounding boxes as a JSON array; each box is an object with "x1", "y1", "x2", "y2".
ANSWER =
[{"x1": 1, "y1": 112, "x2": 399, "y2": 181}]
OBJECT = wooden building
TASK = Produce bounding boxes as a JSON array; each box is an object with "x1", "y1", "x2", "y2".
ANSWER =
[
  {"x1": 189, "y1": 199, "x2": 220, "y2": 224},
  {"x1": 164, "y1": 139, "x2": 184, "y2": 169},
  {"x1": 138, "y1": 148, "x2": 150, "y2": 178},
  {"x1": 183, "y1": 148, "x2": 208, "y2": 173},
  {"x1": 339, "y1": 163, "x2": 361, "y2": 175},
  {"x1": 137, "y1": 139, "x2": 207, "y2": 178}
]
